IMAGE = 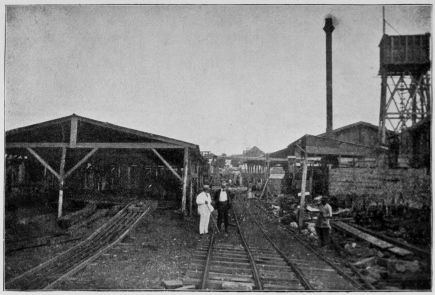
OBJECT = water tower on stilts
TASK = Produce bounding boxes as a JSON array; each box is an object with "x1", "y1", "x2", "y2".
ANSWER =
[
  {"x1": 378, "y1": 10, "x2": 431, "y2": 145},
  {"x1": 378, "y1": 8, "x2": 431, "y2": 168}
]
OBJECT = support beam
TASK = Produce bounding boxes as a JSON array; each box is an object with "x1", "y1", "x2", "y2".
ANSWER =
[
  {"x1": 76, "y1": 142, "x2": 182, "y2": 149},
  {"x1": 58, "y1": 147, "x2": 67, "y2": 218},
  {"x1": 70, "y1": 116, "x2": 78, "y2": 148},
  {"x1": 181, "y1": 148, "x2": 189, "y2": 216},
  {"x1": 7, "y1": 142, "x2": 182, "y2": 149},
  {"x1": 26, "y1": 148, "x2": 60, "y2": 180},
  {"x1": 64, "y1": 148, "x2": 99, "y2": 179},
  {"x1": 151, "y1": 149, "x2": 183, "y2": 182}
]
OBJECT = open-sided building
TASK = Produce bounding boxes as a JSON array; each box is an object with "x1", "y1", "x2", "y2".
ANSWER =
[{"x1": 6, "y1": 114, "x2": 204, "y2": 217}]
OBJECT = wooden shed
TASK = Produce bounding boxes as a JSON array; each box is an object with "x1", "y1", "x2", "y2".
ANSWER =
[
  {"x1": 6, "y1": 114, "x2": 203, "y2": 217},
  {"x1": 317, "y1": 121, "x2": 382, "y2": 147}
]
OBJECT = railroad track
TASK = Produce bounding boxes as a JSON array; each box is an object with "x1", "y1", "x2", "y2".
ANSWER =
[
  {"x1": 6, "y1": 201, "x2": 156, "y2": 290},
  {"x1": 183, "y1": 195, "x2": 363, "y2": 290}
]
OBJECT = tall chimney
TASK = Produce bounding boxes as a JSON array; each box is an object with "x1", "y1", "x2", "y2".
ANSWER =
[{"x1": 324, "y1": 18, "x2": 334, "y2": 138}]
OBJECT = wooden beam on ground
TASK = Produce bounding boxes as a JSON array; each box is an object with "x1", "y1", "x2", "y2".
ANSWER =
[
  {"x1": 64, "y1": 148, "x2": 99, "y2": 179},
  {"x1": 151, "y1": 149, "x2": 182, "y2": 182},
  {"x1": 181, "y1": 148, "x2": 189, "y2": 216},
  {"x1": 26, "y1": 148, "x2": 61, "y2": 180},
  {"x1": 69, "y1": 116, "x2": 78, "y2": 148},
  {"x1": 58, "y1": 147, "x2": 67, "y2": 218}
]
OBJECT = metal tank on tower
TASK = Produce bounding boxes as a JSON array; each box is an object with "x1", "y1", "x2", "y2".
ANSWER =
[{"x1": 378, "y1": 12, "x2": 431, "y2": 145}]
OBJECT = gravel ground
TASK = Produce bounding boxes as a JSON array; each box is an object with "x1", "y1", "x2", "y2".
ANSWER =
[{"x1": 6, "y1": 193, "x2": 430, "y2": 291}]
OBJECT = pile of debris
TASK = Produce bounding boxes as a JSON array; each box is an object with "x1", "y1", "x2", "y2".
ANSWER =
[{"x1": 343, "y1": 242, "x2": 430, "y2": 290}]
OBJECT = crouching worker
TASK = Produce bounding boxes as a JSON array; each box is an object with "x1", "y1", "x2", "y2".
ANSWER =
[
  {"x1": 315, "y1": 196, "x2": 333, "y2": 248},
  {"x1": 196, "y1": 185, "x2": 214, "y2": 235}
]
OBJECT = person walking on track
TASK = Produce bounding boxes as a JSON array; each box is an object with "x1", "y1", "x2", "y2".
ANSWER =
[
  {"x1": 214, "y1": 181, "x2": 233, "y2": 233},
  {"x1": 196, "y1": 185, "x2": 213, "y2": 235}
]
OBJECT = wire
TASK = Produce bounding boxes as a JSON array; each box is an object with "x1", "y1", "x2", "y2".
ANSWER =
[{"x1": 385, "y1": 20, "x2": 402, "y2": 35}]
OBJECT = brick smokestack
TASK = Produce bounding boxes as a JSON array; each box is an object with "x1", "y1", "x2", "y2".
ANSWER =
[{"x1": 323, "y1": 18, "x2": 334, "y2": 138}]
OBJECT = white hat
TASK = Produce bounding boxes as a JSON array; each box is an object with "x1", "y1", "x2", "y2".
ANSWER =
[{"x1": 203, "y1": 185, "x2": 210, "y2": 189}]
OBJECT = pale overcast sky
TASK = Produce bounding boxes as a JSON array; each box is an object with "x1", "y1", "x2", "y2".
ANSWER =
[{"x1": 5, "y1": 4, "x2": 431, "y2": 155}]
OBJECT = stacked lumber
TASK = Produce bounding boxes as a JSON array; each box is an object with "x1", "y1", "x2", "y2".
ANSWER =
[
  {"x1": 6, "y1": 234, "x2": 80, "y2": 252},
  {"x1": 68, "y1": 209, "x2": 109, "y2": 235},
  {"x1": 58, "y1": 203, "x2": 97, "y2": 229}
]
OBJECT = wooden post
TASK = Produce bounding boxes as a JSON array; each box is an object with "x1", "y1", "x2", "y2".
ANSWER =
[
  {"x1": 266, "y1": 154, "x2": 271, "y2": 179},
  {"x1": 196, "y1": 163, "x2": 200, "y2": 193},
  {"x1": 188, "y1": 159, "x2": 193, "y2": 216},
  {"x1": 182, "y1": 148, "x2": 189, "y2": 216},
  {"x1": 309, "y1": 165, "x2": 314, "y2": 196},
  {"x1": 288, "y1": 156, "x2": 296, "y2": 191},
  {"x1": 58, "y1": 147, "x2": 67, "y2": 218},
  {"x1": 298, "y1": 153, "x2": 308, "y2": 228},
  {"x1": 127, "y1": 165, "x2": 131, "y2": 189},
  {"x1": 189, "y1": 177, "x2": 193, "y2": 216}
]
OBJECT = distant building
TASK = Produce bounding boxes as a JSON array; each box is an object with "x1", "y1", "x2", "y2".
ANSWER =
[
  {"x1": 270, "y1": 121, "x2": 387, "y2": 159},
  {"x1": 201, "y1": 151, "x2": 216, "y2": 158},
  {"x1": 317, "y1": 121, "x2": 382, "y2": 147},
  {"x1": 242, "y1": 146, "x2": 265, "y2": 158}
]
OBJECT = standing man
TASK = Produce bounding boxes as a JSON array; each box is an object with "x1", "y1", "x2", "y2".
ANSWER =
[
  {"x1": 214, "y1": 181, "x2": 233, "y2": 233},
  {"x1": 196, "y1": 185, "x2": 213, "y2": 235},
  {"x1": 315, "y1": 196, "x2": 333, "y2": 247}
]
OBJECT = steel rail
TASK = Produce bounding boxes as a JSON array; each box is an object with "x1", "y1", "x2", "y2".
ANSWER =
[
  {"x1": 6, "y1": 202, "x2": 154, "y2": 290},
  {"x1": 253, "y1": 201, "x2": 365, "y2": 290},
  {"x1": 37, "y1": 213, "x2": 137, "y2": 288},
  {"x1": 242, "y1": 202, "x2": 314, "y2": 290},
  {"x1": 16, "y1": 212, "x2": 136, "y2": 290},
  {"x1": 233, "y1": 204, "x2": 263, "y2": 290},
  {"x1": 5, "y1": 202, "x2": 132, "y2": 289},
  {"x1": 280, "y1": 225, "x2": 365, "y2": 290},
  {"x1": 45, "y1": 204, "x2": 155, "y2": 289},
  {"x1": 200, "y1": 229, "x2": 216, "y2": 290},
  {"x1": 21, "y1": 212, "x2": 135, "y2": 289}
]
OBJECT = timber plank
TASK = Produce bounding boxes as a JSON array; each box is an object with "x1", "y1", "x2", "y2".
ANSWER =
[
  {"x1": 333, "y1": 221, "x2": 393, "y2": 249},
  {"x1": 208, "y1": 273, "x2": 255, "y2": 283},
  {"x1": 254, "y1": 255, "x2": 285, "y2": 261},
  {"x1": 212, "y1": 257, "x2": 250, "y2": 263},
  {"x1": 209, "y1": 265, "x2": 253, "y2": 275},
  {"x1": 263, "y1": 283, "x2": 305, "y2": 290},
  {"x1": 254, "y1": 259, "x2": 288, "y2": 266},
  {"x1": 388, "y1": 246, "x2": 413, "y2": 256},
  {"x1": 185, "y1": 271, "x2": 253, "y2": 281}
]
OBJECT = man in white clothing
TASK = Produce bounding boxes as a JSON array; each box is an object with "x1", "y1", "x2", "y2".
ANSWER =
[{"x1": 196, "y1": 185, "x2": 213, "y2": 235}]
